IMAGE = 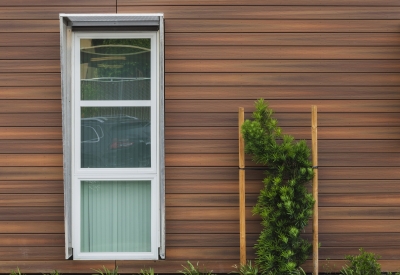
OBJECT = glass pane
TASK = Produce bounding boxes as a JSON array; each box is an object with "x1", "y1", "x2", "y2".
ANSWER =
[
  {"x1": 80, "y1": 39, "x2": 151, "y2": 100},
  {"x1": 81, "y1": 180, "x2": 151, "y2": 252},
  {"x1": 81, "y1": 107, "x2": 151, "y2": 168}
]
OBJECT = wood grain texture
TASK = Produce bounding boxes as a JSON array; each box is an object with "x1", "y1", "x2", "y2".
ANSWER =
[
  {"x1": 0, "y1": 195, "x2": 63, "y2": 206},
  {"x1": 166, "y1": 46, "x2": 400, "y2": 60},
  {"x1": 0, "y1": 234, "x2": 64, "y2": 246},
  {"x1": 0, "y1": 7, "x2": 116, "y2": 20},
  {"x1": 0, "y1": 181, "x2": 63, "y2": 193},
  {"x1": 165, "y1": 167, "x2": 400, "y2": 180},
  {"x1": 0, "y1": 154, "x2": 62, "y2": 166},
  {"x1": 0, "y1": 247, "x2": 64, "y2": 260},
  {"x1": 0, "y1": 167, "x2": 63, "y2": 180},
  {"x1": 165, "y1": 126, "x2": 400, "y2": 140},
  {"x1": 118, "y1": 0, "x2": 400, "y2": 6},
  {"x1": 0, "y1": 113, "x2": 61, "y2": 126},
  {"x1": 165, "y1": 86, "x2": 400, "y2": 100},
  {"x1": 0, "y1": 87, "x2": 61, "y2": 99},
  {"x1": 0, "y1": 221, "x2": 63, "y2": 233},
  {"x1": 0, "y1": 60, "x2": 60, "y2": 73},
  {"x1": 120, "y1": 6, "x2": 400, "y2": 19},
  {"x1": 0, "y1": 33, "x2": 59, "y2": 46},
  {"x1": 0, "y1": 127, "x2": 61, "y2": 139},
  {"x1": 166, "y1": 33, "x2": 400, "y2": 46},
  {"x1": 0, "y1": 207, "x2": 63, "y2": 220},
  {"x1": 0, "y1": 260, "x2": 115, "y2": 274},
  {"x1": 166, "y1": 113, "x2": 400, "y2": 127},
  {"x1": 166, "y1": 20, "x2": 400, "y2": 33},
  {"x1": 166, "y1": 100, "x2": 400, "y2": 113},
  {"x1": 0, "y1": 73, "x2": 60, "y2": 86},
  {"x1": 166, "y1": 73, "x2": 400, "y2": 86},
  {"x1": 0, "y1": 20, "x2": 59, "y2": 32},
  {"x1": 166, "y1": 140, "x2": 400, "y2": 154},
  {"x1": 166, "y1": 60, "x2": 400, "y2": 73},
  {"x1": 0, "y1": 0, "x2": 115, "y2": 5}
]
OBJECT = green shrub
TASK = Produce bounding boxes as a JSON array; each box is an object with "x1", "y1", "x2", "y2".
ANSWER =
[
  {"x1": 340, "y1": 248, "x2": 381, "y2": 275},
  {"x1": 179, "y1": 261, "x2": 215, "y2": 275},
  {"x1": 232, "y1": 261, "x2": 259, "y2": 275},
  {"x1": 241, "y1": 99, "x2": 314, "y2": 275},
  {"x1": 92, "y1": 266, "x2": 119, "y2": 275}
]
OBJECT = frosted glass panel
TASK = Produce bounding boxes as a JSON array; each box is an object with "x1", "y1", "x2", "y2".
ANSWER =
[
  {"x1": 81, "y1": 107, "x2": 151, "y2": 168},
  {"x1": 80, "y1": 39, "x2": 151, "y2": 100},
  {"x1": 81, "y1": 180, "x2": 151, "y2": 252}
]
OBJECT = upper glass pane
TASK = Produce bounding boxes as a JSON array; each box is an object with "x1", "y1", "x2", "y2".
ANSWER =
[{"x1": 80, "y1": 39, "x2": 151, "y2": 100}]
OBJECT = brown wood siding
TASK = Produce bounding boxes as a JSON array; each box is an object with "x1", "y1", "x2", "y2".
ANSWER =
[{"x1": 0, "y1": 0, "x2": 398, "y2": 274}]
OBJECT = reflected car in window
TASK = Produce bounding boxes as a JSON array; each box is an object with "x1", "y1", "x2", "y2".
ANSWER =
[{"x1": 81, "y1": 116, "x2": 150, "y2": 168}]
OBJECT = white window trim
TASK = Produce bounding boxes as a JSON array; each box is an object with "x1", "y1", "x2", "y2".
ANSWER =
[{"x1": 60, "y1": 13, "x2": 165, "y2": 260}]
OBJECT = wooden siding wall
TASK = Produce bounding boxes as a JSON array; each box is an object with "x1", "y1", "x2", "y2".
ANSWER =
[{"x1": 0, "y1": 0, "x2": 399, "y2": 273}]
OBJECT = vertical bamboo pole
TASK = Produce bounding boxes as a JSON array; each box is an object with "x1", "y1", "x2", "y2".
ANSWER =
[
  {"x1": 312, "y1": 105, "x2": 319, "y2": 275},
  {"x1": 239, "y1": 107, "x2": 246, "y2": 266}
]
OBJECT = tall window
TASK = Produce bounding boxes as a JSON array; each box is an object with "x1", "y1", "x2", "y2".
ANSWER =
[{"x1": 60, "y1": 14, "x2": 164, "y2": 261}]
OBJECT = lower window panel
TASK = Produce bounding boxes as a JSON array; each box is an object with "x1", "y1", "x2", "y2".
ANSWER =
[{"x1": 80, "y1": 180, "x2": 151, "y2": 252}]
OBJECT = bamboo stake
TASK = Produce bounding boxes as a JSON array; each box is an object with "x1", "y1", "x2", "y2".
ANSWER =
[
  {"x1": 312, "y1": 105, "x2": 319, "y2": 275},
  {"x1": 238, "y1": 107, "x2": 246, "y2": 266}
]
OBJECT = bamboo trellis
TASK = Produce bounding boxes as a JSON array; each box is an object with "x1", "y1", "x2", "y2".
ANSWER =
[{"x1": 238, "y1": 106, "x2": 319, "y2": 273}]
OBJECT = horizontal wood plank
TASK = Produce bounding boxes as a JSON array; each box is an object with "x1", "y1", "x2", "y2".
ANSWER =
[
  {"x1": 0, "y1": 0, "x2": 115, "y2": 5},
  {"x1": 0, "y1": 195, "x2": 63, "y2": 207},
  {"x1": 0, "y1": 7, "x2": 116, "y2": 20},
  {"x1": 0, "y1": 247, "x2": 64, "y2": 260},
  {"x1": 120, "y1": 6, "x2": 400, "y2": 19},
  {"x1": 0, "y1": 154, "x2": 62, "y2": 166},
  {"x1": 0, "y1": 113, "x2": 61, "y2": 126},
  {"x1": 166, "y1": 100, "x2": 400, "y2": 113},
  {"x1": 0, "y1": 234, "x2": 64, "y2": 246},
  {"x1": 0, "y1": 180, "x2": 63, "y2": 193},
  {"x1": 165, "y1": 86, "x2": 400, "y2": 100},
  {"x1": 166, "y1": 126, "x2": 400, "y2": 140},
  {"x1": 167, "y1": 220, "x2": 261, "y2": 234},
  {"x1": 166, "y1": 140, "x2": 400, "y2": 154},
  {"x1": 166, "y1": 194, "x2": 400, "y2": 208},
  {"x1": 166, "y1": 167, "x2": 400, "y2": 180},
  {"x1": 0, "y1": 20, "x2": 59, "y2": 32},
  {"x1": 0, "y1": 60, "x2": 60, "y2": 73},
  {"x1": 166, "y1": 72, "x2": 400, "y2": 86},
  {"x1": 319, "y1": 207, "x2": 400, "y2": 219},
  {"x1": 0, "y1": 73, "x2": 60, "y2": 86},
  {"x1": 166, "y1": 60, "x2": 400, "y2": 73},
  {"x1": 0, "y1": 87, "x2": 60, "y2": 99},
  {"x1": 0, "y1": 167, "x2": 63, "y2": 180},
  {"x1": 166, "y1": 19, "x2": 400, "y2": 33},
  {"x1": 166, "y1": 152, "x2": 400, "y2": 167},
  {"x1": 166, "y1": 207, "x2": 256, "y2": 221},
  {"x1": 166, "y1": 112, "x2": 400, "y2": 127},
  {"x1": 118, "y1": 0, "x2": 400, "y2": 6},
  {"x1": 0, "y1": 221, "x2": 63, "y2": 233},
  {"x1": 166, "y1": 179, "x2": 263, "y2": 194},
  {"x1": 165, "y1": 179, "x2": 400, "y2": 194},
  {"x1": 166, "y1": 33, "x2": 400, "y2": 46},
  {"x1": 0, "y1": 207, "x2": 63, "y2": 220},
  {"x1": 0, "y1": 140, "x2": 62, "y2": 154},
  {"x1": 320, "y1": 180, "x2": 400, "y2": 194},
  {"x1": 0, "y1": 260, "x2": 115, "y2": 274},
  {"x1": 0, "y1": 127, "x2": 61, "y2": 140},
  {"x1": 0, "y1": 33, "x2": 59, "y2": 46},
  {"x1": 166, "y1": 46, "x2": 400, "y2": 60}
]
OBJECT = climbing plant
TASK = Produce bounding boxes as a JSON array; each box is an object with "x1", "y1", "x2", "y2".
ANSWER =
[{"x1": 241, "y1": 99, "x2": 315, "y2": 275}]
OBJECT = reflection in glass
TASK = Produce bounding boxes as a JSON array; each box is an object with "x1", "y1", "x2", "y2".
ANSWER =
[
  {"x1": 80, "y1": 39, "x2": 151, "y2": 100},
  {"x1": 81, "y1": 107, "x2": 151, "y2": 168},
  {"x1": 81, "y1": 180, "x2": 151, "y2": 252}
]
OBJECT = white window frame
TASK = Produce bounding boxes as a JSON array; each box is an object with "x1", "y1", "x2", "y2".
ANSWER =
[{"x1": 60, "y1": 14, "x2": 165, "y2": 261}]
